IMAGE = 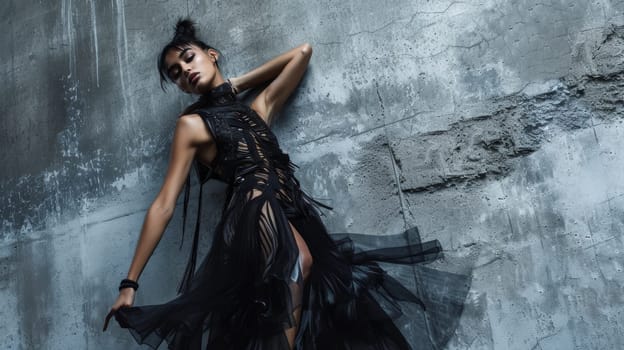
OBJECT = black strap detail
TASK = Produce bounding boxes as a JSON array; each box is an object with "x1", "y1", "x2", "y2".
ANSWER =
[
  {"x1": 178, "y1": 181, "x2": 204, "y2": 294},
  {"x1": 180, "y1": 173, "x2": 191, "y2": 250}
]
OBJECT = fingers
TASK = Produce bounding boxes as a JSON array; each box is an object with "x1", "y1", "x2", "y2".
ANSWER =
[
  {"x1": 103, "y1": 309, "x2": 114, "y2": 331},
  {"x1": 102, "y1": 302, "x2": 129, "y2": 331},
  {"x1": 103, "y1": 291, "x2": 135, "y2": 332}
]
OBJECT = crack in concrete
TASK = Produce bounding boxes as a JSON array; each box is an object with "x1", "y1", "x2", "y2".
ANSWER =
[
  {"x1": 377, "y1": 78, "x2": 417, "y2": 226},
  {"x1": 347, "y1": 18, "x2": 402, "y2": 38},
  {"x1": 530, "y1": 328, "x2": 563, "y2": 350},
  {"x1": 346, "y1": 1, "x2": 469, "y2": 38},
  {"x1": 389, "y1": 143, "x2": 411, "y2": 225},
  {"x1": 474, "y1": 255, "x2": 502, "y2": 269},
  {"x1": 374, "y1": 80, "x2": 385, "y2": 119},
  {"x1": 297, "y1": 108, "x2": 436, "y2": 148},
  {"x1": 583, "y1": 235, "x2": 616, "y2": 250},
  {"x1": 505, "y1": 209, "x2": 516, "y2": 238},
  {"x1": 298, "y1": 129, "x2": 341, "y2": 146}
]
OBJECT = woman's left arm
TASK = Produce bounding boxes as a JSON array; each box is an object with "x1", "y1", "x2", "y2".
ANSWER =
[{"x1": 229, "y1": 43, "x2": 313, "y2": 126}]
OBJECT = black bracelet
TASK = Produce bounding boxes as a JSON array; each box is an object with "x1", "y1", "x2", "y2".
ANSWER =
[{"x1": 119, "y1": 278, "x2": 139, "y2": 291}]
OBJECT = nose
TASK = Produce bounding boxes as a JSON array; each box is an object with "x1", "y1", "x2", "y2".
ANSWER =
[{"x1": 182, "y1": 63, "x2": 192, "y2": 78}]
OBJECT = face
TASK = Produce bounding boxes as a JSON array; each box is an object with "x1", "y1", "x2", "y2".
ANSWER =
[{"x1": 164, "y1": 44, "x2": 221, "y2": 95}]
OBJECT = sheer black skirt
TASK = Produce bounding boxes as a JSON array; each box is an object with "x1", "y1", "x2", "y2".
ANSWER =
[{"x1": 115, "y1": 176, "x2": 471, "y2": 349}]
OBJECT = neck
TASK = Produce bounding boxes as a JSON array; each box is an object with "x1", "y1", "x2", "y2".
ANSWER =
[{"x1": 203, "y1": 72, "x2": 225, "y2": 94}]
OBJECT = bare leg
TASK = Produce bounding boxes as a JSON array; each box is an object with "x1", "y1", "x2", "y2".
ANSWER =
[
  {"x1": 249, "y1": 188, "x2": 313, "y2": 349},
  {"x1": 284, "y1": 221, "x2": 313, "y2": 349}
]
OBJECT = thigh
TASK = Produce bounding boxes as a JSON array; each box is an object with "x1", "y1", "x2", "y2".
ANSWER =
[{"x1": 246, "y1": 188, "x2": 311, "y2": 263}]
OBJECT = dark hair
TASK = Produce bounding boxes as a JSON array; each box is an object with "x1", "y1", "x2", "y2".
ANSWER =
[{"x1": 157, "y1": 18, "x2": 218, "y2": 91}]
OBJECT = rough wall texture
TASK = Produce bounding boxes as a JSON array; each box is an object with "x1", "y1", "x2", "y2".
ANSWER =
[{"x1": 1, "y1": 0, "x2": 623, "y2": 349}]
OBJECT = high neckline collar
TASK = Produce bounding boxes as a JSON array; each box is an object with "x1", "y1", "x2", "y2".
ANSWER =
[{"x1": 197, "y1": 80, "x2": 236, "y2": 106}]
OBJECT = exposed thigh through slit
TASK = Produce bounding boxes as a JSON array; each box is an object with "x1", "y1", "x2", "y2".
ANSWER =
[{"x1": 248, "y1": 188, "x2": 310, "y2": 348}]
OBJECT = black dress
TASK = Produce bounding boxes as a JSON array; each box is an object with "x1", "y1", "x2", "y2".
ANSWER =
[{"x1": 114, "y1": 81, "x2": 471, "y2": 349}]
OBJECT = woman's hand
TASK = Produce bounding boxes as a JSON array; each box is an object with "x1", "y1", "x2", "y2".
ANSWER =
[{"x1": 103, "y1": 288, "x2": 136, "y2": 331}]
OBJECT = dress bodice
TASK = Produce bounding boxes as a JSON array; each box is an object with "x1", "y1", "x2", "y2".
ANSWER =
[{"x1": 189, "y1": 81, "x2": 293, "y2": 186}]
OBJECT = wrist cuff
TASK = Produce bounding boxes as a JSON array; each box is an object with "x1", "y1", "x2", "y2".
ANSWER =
[{"x1": 119, "y1": 278, "x2": 139, "y2": 291}]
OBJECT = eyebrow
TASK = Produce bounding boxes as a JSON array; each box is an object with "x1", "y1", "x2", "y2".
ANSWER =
[{"x1": 167, "y1": 47, "x2": 192, "y2": 77}]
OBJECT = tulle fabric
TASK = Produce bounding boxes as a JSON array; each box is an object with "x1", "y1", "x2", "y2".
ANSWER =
[
  {"x1": 114, "y1": 81, "x2": 471, "y2": 349},
  {"x1": 115, "y1": 215, "x2": 471, "y2": 349}
]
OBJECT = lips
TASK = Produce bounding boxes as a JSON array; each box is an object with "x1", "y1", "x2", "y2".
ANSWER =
[{"x1": 189, "y1": 72, "x2": 200, "y2": 86}]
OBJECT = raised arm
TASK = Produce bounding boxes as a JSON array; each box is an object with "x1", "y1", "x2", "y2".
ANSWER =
[
  {"x1": 229, "y1": 43, "x2": 313, "y2": 126},
  {"x1": 103, "y1": 115, "x2": 206, "y2": 331}
]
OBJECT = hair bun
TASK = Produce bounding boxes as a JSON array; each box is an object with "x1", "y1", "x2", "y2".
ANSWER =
[{"x1": 174, "y1": 18, "x2": 197, "y2": 39}]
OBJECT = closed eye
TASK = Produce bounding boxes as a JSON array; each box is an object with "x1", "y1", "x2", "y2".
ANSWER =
[
  {"x1": 167, "y1": 47, "x2": 193, "y2": 81},
  {"x1": 169, "y1": 67, "x2": 180, "y2": 80},
  {"x1": 169, "y1": 55, "x2": 194, "y2": 80}
]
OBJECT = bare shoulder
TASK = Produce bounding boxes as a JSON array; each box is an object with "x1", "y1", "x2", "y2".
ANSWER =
[{"x1": 176, "y1": 114, "x2": 212, "y2": 144}]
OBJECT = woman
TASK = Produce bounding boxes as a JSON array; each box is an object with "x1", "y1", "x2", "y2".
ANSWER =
[{"x1": 103, "y1": 19, "x2": 470, "y2": 350}]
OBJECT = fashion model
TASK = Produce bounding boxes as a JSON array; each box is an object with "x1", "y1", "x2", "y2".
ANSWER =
[{"x1": 103, "y1": 18, "x2": 470, "y2": 350}]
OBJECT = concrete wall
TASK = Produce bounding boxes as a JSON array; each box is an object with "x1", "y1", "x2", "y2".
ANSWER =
[{"x1": 1, "y1": 0, "x2": 623, "y2": 348}]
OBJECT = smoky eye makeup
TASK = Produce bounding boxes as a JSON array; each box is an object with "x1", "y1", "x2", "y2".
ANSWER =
[
  {"x1": 168, "y1": 47, "x2": 194, "y2": 80},
  {"x1": 182, "y1": 50, "x2": 195, "y2": 64},
  {"x1": 168, "y1": 66, "x2": 180, "y2": 80}
]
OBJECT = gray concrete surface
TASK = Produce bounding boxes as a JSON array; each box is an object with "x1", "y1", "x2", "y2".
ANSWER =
[{"x1": 1, "y1": 0, "x2": 623, "y2": 349}]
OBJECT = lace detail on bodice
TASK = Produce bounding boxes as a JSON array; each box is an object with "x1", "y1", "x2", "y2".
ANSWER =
[{"x1": 194, "y1": 102, "x2": 287, "y2": 185}]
